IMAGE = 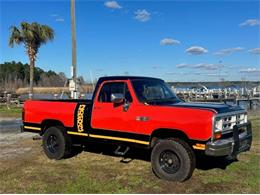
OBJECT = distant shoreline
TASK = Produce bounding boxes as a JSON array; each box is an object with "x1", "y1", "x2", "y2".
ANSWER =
[{"x1": 168, "y1": 80, "x2": 260, "y2": 88}]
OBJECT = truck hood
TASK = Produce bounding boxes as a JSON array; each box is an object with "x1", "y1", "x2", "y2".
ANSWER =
[{"x1": 170, "y1": 102, "x2": 244, "y2": 114}]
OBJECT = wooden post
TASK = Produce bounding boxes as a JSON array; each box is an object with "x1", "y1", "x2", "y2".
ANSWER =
[
  {"x1": 6, "y1": 93, "x2": 11, "y2": 110},
  {"x1": 249, "y1": 99, "x2": 252, "y2": 110}
]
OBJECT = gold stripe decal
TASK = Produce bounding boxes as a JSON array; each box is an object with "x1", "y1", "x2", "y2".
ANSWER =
[
  {"x1": 67, "y1": 131, "x2": 149, "y2": 145},
  {"x1": 67, "y1": 131, "x2": 88, "y2": 136},
  {"x1": 24, "y1": 126, "x2": 41, "y2": 131},
  {"x1": 89, "y1": 134, "x2": 149, "y2": 145}
]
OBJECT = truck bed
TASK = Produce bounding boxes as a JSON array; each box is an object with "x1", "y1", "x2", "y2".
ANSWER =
[{"x1": 24, "y1": 99, "x2": 92, "y2": 128}]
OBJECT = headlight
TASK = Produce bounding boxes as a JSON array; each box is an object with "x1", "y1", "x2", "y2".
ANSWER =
[
  {"x1": 239, "y1": 113, "x2": 247, "y2": 123},
  {"x1": 214, "y1": 118, "x2": 223, "y2": 132},
  {"x1": 214, "y1": 113, "x2": 247, "y2": 133}
]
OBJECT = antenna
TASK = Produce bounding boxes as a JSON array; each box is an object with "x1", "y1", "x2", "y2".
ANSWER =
[{"x1": 89, "y1": 70, "x2": 95, "y2": 91}]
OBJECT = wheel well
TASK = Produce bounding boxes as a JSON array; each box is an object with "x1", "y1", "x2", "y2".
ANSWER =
[
  {"x1": 150, "y1": 128, "x2": 190, "y2": 148},
  {"x1": 41, "y1": 119, "x2": 65, "y2": 135}
]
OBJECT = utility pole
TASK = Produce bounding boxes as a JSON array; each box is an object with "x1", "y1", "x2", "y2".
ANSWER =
[{"x1": 69, "y1": 0, "x2": 78, "y2": 99}]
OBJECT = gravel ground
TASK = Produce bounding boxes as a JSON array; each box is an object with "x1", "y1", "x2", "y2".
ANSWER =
[{"x1": 0, "y1": 117, "x2": 35, "y2": 160}]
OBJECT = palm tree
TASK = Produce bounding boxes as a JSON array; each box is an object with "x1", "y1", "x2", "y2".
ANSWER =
[{"x1": 9, "y1": 22, "x2": 54, "y2": 99}]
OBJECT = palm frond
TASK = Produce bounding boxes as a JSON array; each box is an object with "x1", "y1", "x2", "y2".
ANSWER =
[
  {"x1": 9, "y1": 26, "x2": 23, "y2": 47},
  {"x1": 40, "y1": 25, "x2": 54, "y2": 44},
  {"x1": 21, "y1": 22, "x2": 34, "y2": 43}
]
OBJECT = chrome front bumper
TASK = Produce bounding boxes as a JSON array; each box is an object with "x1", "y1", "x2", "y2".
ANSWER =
[{"x1": 205, "y1": 122, "x2": 252, "y2": 157}]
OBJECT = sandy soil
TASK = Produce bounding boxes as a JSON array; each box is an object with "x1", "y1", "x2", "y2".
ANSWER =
[{"x1": 0, "y1": 132, "x2": 34, "y2": 160}]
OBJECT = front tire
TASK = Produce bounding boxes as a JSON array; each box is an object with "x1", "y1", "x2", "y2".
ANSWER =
[
  {"x1": 43, "y1": 126, "x2": 72, "y2": 160},
  {"x1": 151, "y1": 138, "x2": 195, "y2": 182}
]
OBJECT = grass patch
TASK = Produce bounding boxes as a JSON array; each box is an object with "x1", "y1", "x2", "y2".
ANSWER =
[
  {"x1": 0, "y1": 111, "x2": 259, "y2": 193},
  {"x1": 0, "y1": 105, "x2": 22, "y2": 118},
  {"x1": 250, "y1": 114, "x2": 260, "y2": 140}
]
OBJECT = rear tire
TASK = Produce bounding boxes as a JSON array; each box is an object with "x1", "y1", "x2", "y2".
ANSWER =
[
  {"x1": 43, "y1": 126, "x2": 72, "y2": 160},
  {"x1": 151, "y1": 138, "x2": 195, "y2": 182}
]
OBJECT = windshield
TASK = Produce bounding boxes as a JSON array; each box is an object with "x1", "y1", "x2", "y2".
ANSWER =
[{"x1": 132, "y1": 79, "x2": 181, "y2": 104}]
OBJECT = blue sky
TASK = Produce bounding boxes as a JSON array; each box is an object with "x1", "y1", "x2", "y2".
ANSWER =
[{"x1": 0, "y1": 0, "x2": 259, "y2": 82}]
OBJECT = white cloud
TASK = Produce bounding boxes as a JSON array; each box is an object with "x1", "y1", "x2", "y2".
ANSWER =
[
  {"x1": 186, "y1": 46, "x2": 208, "y2": 55},
  {"x1": 134, "y1": 9, "x2": 151, "y2": 22},
  {"x1": 165, "y1": 72, "x2": 186, "y2": 75},
  {"x1": 50, "y1": 14, "x2": 64, "y2": 22},
  {"x1": 239, "y1": 19, "x2": 260, "y2": 27},
  {"x1": 104, "y1": 1, "x2": 122, "y2": 9},
  {"x1": 152, "y1": 65, "x2": 160, "y2": 69},
  {"x1": 55, "y1": 18, "x2": 64, "y2": 22},
  {"x1": 248, "y1": 48, "x2": 260, "y2": 54},
  {"x1": 50, "y1": 14, "x2": 58, "y2": 17},
  {"x1": 160, "y1": 38, "x2": 180, "y2": 45},
  {"x1": 176, "y1": 63, "x2": 190, "y2": 68},
  {"x1": 193, "y1": 63, "x2": 223, "y2": 70},
  {"x1": 176, "y1": 63, "x2": 224, "y2": 70},
  {"x1": 239, "y1": 68, "x2": 260, "y2": 73},
  {"x1": 213, "y1": 47, "x2": 244, "y2": 55},
  {"x1": 199, "y1": 73, "x2": 228, "y2": 77}
]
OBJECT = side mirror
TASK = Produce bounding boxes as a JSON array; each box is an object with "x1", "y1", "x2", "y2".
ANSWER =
[{"x1": 111, "y1": 93, "x2": 124, "y2": 104}]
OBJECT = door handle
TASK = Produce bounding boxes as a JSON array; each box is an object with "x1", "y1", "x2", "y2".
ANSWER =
[
  {"x1": 94, "y1": 106, "x2": 101, "y2": 110},
  {"x1": 136, "y1": 116, "x2": 150, "y2": 121}
]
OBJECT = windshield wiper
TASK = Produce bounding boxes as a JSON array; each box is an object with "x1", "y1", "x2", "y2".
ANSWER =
[{"x1": 145, "y1": 97, "x2": 178, "y2": 103}]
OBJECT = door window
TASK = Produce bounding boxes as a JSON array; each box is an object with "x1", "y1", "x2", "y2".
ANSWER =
[{"x1": 98, "y1": 82, "x2": 132, "y2": 103}]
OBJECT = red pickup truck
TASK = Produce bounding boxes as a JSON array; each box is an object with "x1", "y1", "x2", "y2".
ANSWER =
[{"x1": 22, "y1": 76, "x2": 252, "y2": 181}]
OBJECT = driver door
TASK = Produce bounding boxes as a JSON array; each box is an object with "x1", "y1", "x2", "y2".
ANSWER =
[{"x1": 91, "y1": 81, "x2": 133, "y2": 131}]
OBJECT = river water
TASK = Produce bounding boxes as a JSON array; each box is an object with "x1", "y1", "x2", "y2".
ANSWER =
[
  {"x1": 0, "y1": 118, "x2": 22, "y2": 134},
  {"x1": 224, "y1": 100, "x2": 260, "y2": 110}
]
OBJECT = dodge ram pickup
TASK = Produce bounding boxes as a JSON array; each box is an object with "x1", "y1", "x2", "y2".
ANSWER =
[{"x1": 22, "y1": 76, "x2": 252, "y2": 181}]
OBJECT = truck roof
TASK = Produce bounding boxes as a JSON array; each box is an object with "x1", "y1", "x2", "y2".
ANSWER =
[
  {"x1": 92, "y1": 76, "x2": 164, "y2": 100},
  {"x1": 98, "y1": 76, "x2": 163, "y2": 82}
]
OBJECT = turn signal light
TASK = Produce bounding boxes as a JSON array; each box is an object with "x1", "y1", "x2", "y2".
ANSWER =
[
  {"x1": 193, "y1": 143, "x2": 205, "y2": 150},
  {"x1": 214, "y1": 132, "x2": 222, "y2": 140}
]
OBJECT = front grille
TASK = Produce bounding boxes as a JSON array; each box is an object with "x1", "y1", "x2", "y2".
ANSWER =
[
  {"x1": 221, "y1": 113, "x2": 247, "y2": 132},
  {"x1": 221, "y1": 128, "x2": 246, "y2": 139}
]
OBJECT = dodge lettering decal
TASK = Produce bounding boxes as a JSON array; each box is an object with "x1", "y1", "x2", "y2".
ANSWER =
[{"x1": 77, "y1": 104, "x2": 86, "y2": 132}]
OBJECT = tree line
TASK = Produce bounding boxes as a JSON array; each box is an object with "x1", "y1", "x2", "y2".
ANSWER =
[{"x1": 0, "y1": 61, "x2": 67, "y2": 92}]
